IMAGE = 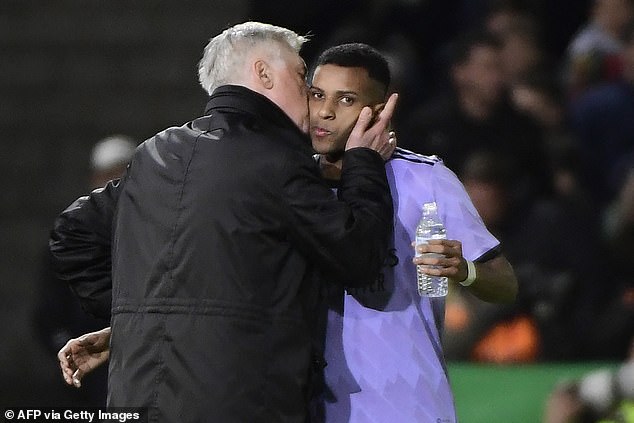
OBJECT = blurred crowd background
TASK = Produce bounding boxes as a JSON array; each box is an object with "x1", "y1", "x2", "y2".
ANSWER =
[{"x1": 1, "y1": 0, "x2": 633, "y2": 421}]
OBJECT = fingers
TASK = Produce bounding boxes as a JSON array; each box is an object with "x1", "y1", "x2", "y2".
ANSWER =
[
  {"x1": 57, "y1": 337, "x2": 89, "y2": 388},
  {"x1": 60, "y1": 361, "x2": 74, "y2": 386},
  {"x1": 346, "y1": 93, "x2": 399, "y2": 152},
  {"x1": 388, "y1": 130, "x2": 397, "y2": 147},
  {"x1": 58, "y1": 349, "x2": 76, "y2": 386},
  {"x1": 413, "y1": 241, "x2": 462, "y2": 266},
  {"x1": 72, "y1": 369, "x2": 83, "y2": 388},
  {"x1": 373, "y1": 93, "x2": 398, "y2": 133},
  {"x1": 348, "y1": 107, "x2": 374, "y2": 141},
  {"x1": 415, "y1": 239, "x2": 462, "y2": 255},
  {"x1": 58, "y1": 341, "x2": 75, "y2": 383},
  {"x1": 376, "y1": 129, "x2": 397, "y2": 161}
]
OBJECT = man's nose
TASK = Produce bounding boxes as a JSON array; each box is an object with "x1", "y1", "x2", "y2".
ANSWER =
[{"x1": 318, "y1": 102, "x2": 335, "y2": 119}]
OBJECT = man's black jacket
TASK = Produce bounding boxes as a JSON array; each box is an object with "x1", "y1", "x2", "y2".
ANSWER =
[{"x1": 50, "y1": 85, "x2": 393, "y2": 422}]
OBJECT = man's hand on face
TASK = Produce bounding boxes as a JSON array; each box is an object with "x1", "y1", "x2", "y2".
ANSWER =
[{"x1": 345, "y1": 93, "x2": 398, "y2": 158}]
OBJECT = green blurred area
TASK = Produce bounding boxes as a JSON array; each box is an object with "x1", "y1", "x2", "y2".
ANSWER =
[{"x1": 448, "y1": 362, "x2": 620, "y2": 423}]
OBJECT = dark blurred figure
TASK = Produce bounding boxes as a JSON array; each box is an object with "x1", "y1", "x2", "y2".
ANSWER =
[
  {"x1": 567, "y1": 26, "x2": 634, "y2": 357},
  {"x1": 511, "y1": 73, "x2": 592, "y2": 210},
  {"x1": 34, "y1": 135, "x2": 137, "y2": 406},
  {"x1": 569, "y1": 25, "x2": 634, "y2": 209},
  {"x1": 497, "y1": 16, "x2": 549, "y2": 85},
  {"x1": 444, "y1": 151, "x2": 605, "y2": 362},
  {"x1": 402, "y1": 31, "x2": 551, "y2": 205},
  {"x1": 592, "y1": 167, "x2": 634, "y2": 360},
  {"x1": 484, "y1": 0, "x2": 528, "y2": 36},
  {"x1": 564, "y1": 0, "x2": 634, "y2": 97},
  {"x1": 478, "y1": 0, "x2": 591, "y2": 61}
]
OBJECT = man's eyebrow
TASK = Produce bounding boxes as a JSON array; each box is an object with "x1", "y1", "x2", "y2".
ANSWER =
[
  {"x1": 333, "y1": 89, "x2": 359, "y2": 96},
  {"x1": 309, "y1": 85, "x2": 359, "y2": 96}
]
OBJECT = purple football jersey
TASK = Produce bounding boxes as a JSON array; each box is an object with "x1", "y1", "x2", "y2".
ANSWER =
[{"x1": 320, "y1": 149, "x2": 500, "y2": 423}]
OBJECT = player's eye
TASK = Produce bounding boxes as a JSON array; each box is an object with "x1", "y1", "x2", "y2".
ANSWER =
[{"x1": 340, "y1": 96, "x2": 354, "y2": 105}]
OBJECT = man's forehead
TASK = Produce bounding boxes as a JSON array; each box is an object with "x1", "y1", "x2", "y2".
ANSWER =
[{"x1": 312, "y1": 64, "x2": 371, "y2": 91}]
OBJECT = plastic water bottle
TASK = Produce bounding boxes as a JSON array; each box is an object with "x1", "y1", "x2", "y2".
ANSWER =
[{"x1": 415, "y1": 202, "x2": 448, "y2": 297}]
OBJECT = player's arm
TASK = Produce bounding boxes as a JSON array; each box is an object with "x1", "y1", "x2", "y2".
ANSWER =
[{"x1": 463, "y1": 254, "x2": 517, "y2": 303}]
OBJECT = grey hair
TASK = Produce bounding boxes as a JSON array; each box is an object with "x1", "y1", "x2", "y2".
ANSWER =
[{"x1": 198, "y1": 21, "x2": 308, "y2": 95}]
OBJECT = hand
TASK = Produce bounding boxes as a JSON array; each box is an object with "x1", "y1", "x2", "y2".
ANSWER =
[
  {"x1": 345, "y1": 93, "x2": 398, "y2": 156},
  {"x1": 375, "y1": 130, "x2": 397, "y2": 161},
  {"x1": 412, "y1": 239, "x2": 468, "y2": 282},
  {"x1": 57, "y1": 327, "x2": 111, "y2": 388}
]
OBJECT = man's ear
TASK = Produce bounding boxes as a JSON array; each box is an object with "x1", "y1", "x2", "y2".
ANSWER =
[
  {"x1": 369, "y1": 102, "x2": 386, "y2": 125},
  {"x1": 254, "y1": 59, "x2": 274, "y2": 89},
  {"x1": 372, "y1": 102, "x2": 386, "y2": 115}
]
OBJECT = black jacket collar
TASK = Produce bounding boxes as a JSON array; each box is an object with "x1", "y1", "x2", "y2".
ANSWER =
[
  {"x1": 204, "y1": 84, "x2": 311, "y2": 152},
  {"x1": 204, "y1": 85, "x2": 298, "y2": 130}
]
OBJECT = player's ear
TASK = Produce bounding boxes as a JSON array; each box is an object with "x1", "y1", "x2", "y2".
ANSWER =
[
  {"x1": 372, "y1": 102, "x2": 386, "y2": 116},
  {"x1": 368, "y1": 102, "x2": 386, "y2": 125}
]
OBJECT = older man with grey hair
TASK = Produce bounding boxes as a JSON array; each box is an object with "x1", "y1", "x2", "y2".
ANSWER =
[{"x1": 51, "y1": 21, "x2": 397, "y2": 422}]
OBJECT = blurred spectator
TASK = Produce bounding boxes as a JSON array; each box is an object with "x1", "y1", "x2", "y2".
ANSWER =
[
  {"x1": 569, "y1": 25, "x2": 634, "y2": 207},
  {"x1": 444, "y1": 151, "x2": 605, "y2": 362},
  {"x1": 591, "y1": 168, "x2": 634, "y2": 360},
  {"x1": 401, "y1": 30, "x2": 551, "y2": 204},
  {"x1": 34, "y1": 135, "x2": 137, "y2": 406},
  {"x1": 565, "y1": 0, "x2": 634, "y2": 97},
  {"x1": 88, "y1": 135, "x2": 137, "y2": 189},
  {"x1": 543, "y1": 339, "x2": 634, "y2": 423},
  {"x1": 511, "y1": 73, "x2": 590, "y2": 205},
  {"x1": 497, "y1": 17, "x2": 548, "y2": 84},
  {"x1": 481, "y1": 0, "x2": 591, "y2": 60},
  {"x1": 484, "y1": 0, "x2": 525, "y2": 36}
]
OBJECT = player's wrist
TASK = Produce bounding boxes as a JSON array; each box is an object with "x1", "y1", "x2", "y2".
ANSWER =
[{"x1": 460, "y1": 260, "x2": 477, "y2": 287}]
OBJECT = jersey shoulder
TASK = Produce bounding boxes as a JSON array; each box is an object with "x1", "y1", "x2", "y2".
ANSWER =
[{"x1": 390, "y1": 147, "x2": 443, "y2": 166}]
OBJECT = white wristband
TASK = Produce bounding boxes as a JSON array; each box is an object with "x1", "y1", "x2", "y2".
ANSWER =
[{"x1": 460, "y1": 260, "x2": 477, "y2": 287}]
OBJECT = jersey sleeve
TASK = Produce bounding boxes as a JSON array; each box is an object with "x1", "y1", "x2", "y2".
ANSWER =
[{"x1": 431, "y1": 161, "x2": 500, "y2": 262}]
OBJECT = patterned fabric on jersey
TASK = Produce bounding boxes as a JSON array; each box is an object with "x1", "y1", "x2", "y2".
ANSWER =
[{"x1": 320, "y1": 148, "x2": 500, "y2": 423}]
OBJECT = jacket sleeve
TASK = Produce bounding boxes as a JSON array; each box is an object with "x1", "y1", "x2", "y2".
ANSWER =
[
  {"x1": 49, "y1": 179, "x2": 123, "y2": 319},
  {"x1": 281, "y1": 147, "x2": 393, "y2": 287}
]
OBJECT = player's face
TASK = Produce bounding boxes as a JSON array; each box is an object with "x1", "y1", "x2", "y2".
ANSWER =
[{"x1": 309, "y1": 64, "x2": 385, "y2": 155}]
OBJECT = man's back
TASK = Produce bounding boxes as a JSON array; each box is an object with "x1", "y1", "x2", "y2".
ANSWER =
[{"x1": 104, "y1": 85, "x2": 393, "y2": 422}]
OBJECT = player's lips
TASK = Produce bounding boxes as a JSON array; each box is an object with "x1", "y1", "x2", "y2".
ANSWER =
[{"x1": 312, "y1": 127, "x2": 332, "y2": 137}]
